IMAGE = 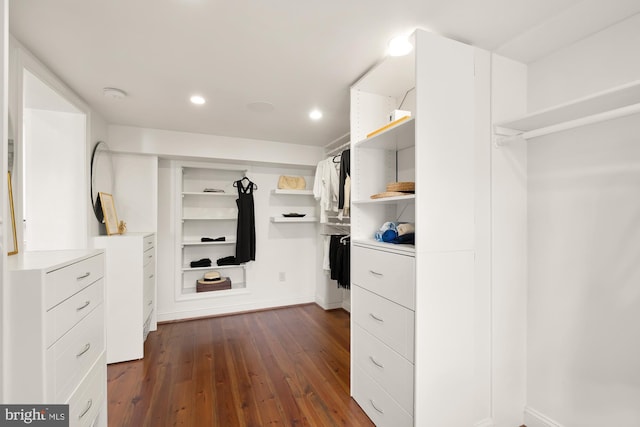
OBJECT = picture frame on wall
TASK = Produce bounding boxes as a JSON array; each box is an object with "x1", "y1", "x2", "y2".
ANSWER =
[{"x1": 99, "y1": 192, "x2": 120, "y2": 235}]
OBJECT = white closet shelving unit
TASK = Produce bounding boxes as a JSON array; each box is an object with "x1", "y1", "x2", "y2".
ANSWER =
[
  {"x1": 175, "y1": 162, "x2": 248, "y2": 300},
  {"x1": 495, "y1": 79, "x2": 640, "y2": 144},
  {"x1": 350, "y1": 29, "x2": 480, "y2": 427}
]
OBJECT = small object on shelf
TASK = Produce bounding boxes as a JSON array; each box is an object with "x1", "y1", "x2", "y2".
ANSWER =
[
  {"x1": 196, "y1": 276, "x2": 232, "y2": 292},
  {"x1": 386, "y1": 181, "x2": 415, "y2": 193},
  {"x1": 282, "y1": 213, "x2": 306, "y2": 218},
  {"x1": 370, "y1": 191, "x2": 409, "y2": 199},
  {"x1": 277, "y1": 175, "x2": 306, "y2": 190},
  {"x1": 203, "y1": 188, "x2": 225, "y2": 193},
  {"x1": 201, "y1": 236, "x2": 226, "y2": 242},
  {"x1": 190, "y1": 257, "x2": 212, "y2": 268},
  {"x1": 366, "y1": 115, "x2": 410, "y2": 138},
  {"x1": 389, "y1": 109, "x2": 411, "y2": 122}
]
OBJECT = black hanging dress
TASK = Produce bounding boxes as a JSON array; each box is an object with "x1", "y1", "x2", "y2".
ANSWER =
[{"x1": 235, "y1": 178, "x2": 256, "y2": 263}]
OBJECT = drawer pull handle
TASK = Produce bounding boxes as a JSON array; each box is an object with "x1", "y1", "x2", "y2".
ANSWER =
[
  {"x1": 369, "y1": 356, "x2": 384, "y2": 369},
  {"x1": 369, "y1": 399, "x2": 384, "y2": 414},
  {"x1": 369, "y1": 270, "x2": 383, "y2": 277},
  {"x1": 76, "y1": 343, "x2": 91, "y2": 358},
  {"x1": 76, "y1": 300, "x2": 91, "y2": 311},
  {"x1": 148, "y1": 300, "x2": 153, "y2": 306},
  {"x1": 149, "y1": 274, "x2": 154, "y2": 279},
  {"x1": 76, "y1": 272, "x2": 91, "y2": 280},
  {"x1": 78, "y1": 398, "x2": 93, "y2": 419},
  {"x1": 148, "y1": 254, "x2": 152, "y2": 259},
  {"x1": 369, "y1": 313, "x2": 384, "y2": 323}
]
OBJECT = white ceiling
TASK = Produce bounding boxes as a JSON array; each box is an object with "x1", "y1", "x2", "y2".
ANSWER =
[{"x1": 9, "y1": 0, "x2": 640, "y2": 147}]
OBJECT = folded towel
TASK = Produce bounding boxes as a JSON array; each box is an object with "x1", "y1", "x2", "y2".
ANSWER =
[
  {"x1": 397, "y1": 223, "x2": 415, "y2": 236},
  {"x1": 217, "y1": 256, "x2": 240, "y2": 266}
]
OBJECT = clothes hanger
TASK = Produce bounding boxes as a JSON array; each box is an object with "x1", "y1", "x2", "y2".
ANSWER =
[
  {"x1": 332, "y1": 155, "x2": 341, "y2": 164},
  {"x1": 233, "y1": 176, "x2": 258, "y2": 190}
]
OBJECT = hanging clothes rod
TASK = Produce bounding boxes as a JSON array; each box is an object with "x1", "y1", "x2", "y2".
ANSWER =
[
  {"x1": 326, "y1": 140, "x2": 351, "y2": 157},
  {"x1": 496, "y1": 103, "x2": 640, "y2": 146}
]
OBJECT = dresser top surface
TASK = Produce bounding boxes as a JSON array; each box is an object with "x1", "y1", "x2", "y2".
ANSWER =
[{"x1": 7, "y1": 249, "x2": 104, "y2": 272}]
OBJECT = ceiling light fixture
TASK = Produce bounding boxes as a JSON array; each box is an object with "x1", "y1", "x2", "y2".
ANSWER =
[
  {"x1": 388, "y1": 35, "x2": 413, "y2": 57},
  {"x1": 309, "y1": 109, "x2": 323, "y2": 120},
  {"x1": 103, "y1": 87, "x2": 127, "y2": 99},
  {"x1": 190, "y1": 95, "x2": 206, "y2": 105}
]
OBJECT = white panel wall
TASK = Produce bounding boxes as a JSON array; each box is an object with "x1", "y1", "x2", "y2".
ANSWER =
[
  {"x1": 491, "y1": 54, "x2": 528, "y2": 427},
  {"x1": 0, "y1": 0, "x2": 8, "y2": 403},
  {"x1": 525, "y1": 15, "x2": 640, "y2": 427}
]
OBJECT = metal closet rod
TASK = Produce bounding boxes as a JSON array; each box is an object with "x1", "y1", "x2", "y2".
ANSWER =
[{"x1": 496, "y1": 103, "x2": 640, "y2": 146}]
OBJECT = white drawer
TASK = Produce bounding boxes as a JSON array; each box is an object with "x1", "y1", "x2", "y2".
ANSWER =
[
  {"x1": 49, "y1": 304, "x2": 105, "y2": 401},
  {"x1": 46, "y1": 279, "x2": 104, "y2": 348},
  {"x1": 352, "y1": 245, "x2": 415, "y2": 309},
  {"x1": 352, "y1": 285, "x2": 414, "y2": 362},
  {"x1": 352, "y1": 366, "x2": 413, "y2": 427},
  {"x1": 143, "y1": 233, "x2": 155, "y2": 250},
  {"x1": 46, "y1": 253, "x2": 104, "y2": 310},
  {"x1": 352, "y1": 324, "x2": 414, "y2": 414},
  {"x1": 67, "y1": 353, "x2": 105, "y2": 427},
  {"x1": 143, "y1": 262, "x2": 155, "y2": 320}
]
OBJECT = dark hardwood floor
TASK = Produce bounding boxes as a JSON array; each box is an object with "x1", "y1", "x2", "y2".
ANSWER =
[{"x1": 107, "y1": 304, "x2": 374, "y2": 426}]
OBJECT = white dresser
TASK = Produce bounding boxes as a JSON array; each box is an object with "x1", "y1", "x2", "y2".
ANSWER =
[
  {"x1": 93, "y1": 232, "x2": 156, "y2": 363},
  {"x1": 7, "y1": 249, "x2": 107, "y2": 427},
  {"x1": 351, "y1": 243, "x2": 416, "y2": 426}
]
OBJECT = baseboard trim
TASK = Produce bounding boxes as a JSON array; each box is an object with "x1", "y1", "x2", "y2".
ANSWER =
[
  {"x1": 474, "y1": 417, "x2": 494, "y2": 427},
  {"x1": 524, "y1": 407, "x2": 564, "y2": 427},
  {"x1": 315, "y1": 299, "x2": 344, "y2": 310}
]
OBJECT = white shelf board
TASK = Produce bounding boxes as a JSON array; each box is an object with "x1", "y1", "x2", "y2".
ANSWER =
[
  {"x1": 352, "y1": 194, "x2": 415, "y2": 205},
  {"x1": 182, "y1": 217, "x2": 237, "y2": 221},
  {"x1": 270, "y1": 216, "x2": 318, "y2": 223},
  {"x1": 182, "y1": 264, "x2": 245, "y2": 272},
  {"x1": 177, "y1": 287, "x2": 249, "y2": 301},
  {"x1": 354, "y1": 118, "x2": 415, "y2": 151},
  {"x1": 495, "y1": 79, "x2": 640, "y2": 134},
  {"x1": 182, "y1": 240, "x2": 236, "y2": 246},
  {"x1": 352, "y1": 239, "x2": 415, "y2": 256},
  {"x1": 182, "y1": 192, "x2": 236, "y2": 197},
  {"x1": 271, "y1": 189, "x2": 314, "y2": 196}
]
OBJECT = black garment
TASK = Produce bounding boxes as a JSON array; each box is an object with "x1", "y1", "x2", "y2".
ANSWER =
[
  {"x1": 217, "y1": 256, "x2": 240, "y2": 266},
  {"x1": 201, "y1": 236, "x2": 225, "y2": 242},
  {"x1": 338, "y1": 149, "x2": 350, "y2": 209},
  {"x1": 329, "y1": 235, "x2": 350, "y2": 288},
  {"x1": 234, "y1": 178, "x2": 256, "y2": 263},
  {"x1": 190, "y1": 258, "x2": 212, "y2": 268}
]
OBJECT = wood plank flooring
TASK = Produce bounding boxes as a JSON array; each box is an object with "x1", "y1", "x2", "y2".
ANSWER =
[{"x1": 107, "y1": 304, "x2": 374, "y2": 427}]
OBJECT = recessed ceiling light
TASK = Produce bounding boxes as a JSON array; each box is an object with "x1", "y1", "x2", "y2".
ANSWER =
[
  {"x1": 388, "y1": 35, "x2": 413, "y2": 57},
  {"x1": 190, "y1": 95, "x2": 206, "y2": 105},
  {"x1": 309, "y1": 109, "x2": 323, "y2": 120},
  {"x1": 103, "y1": 87, "x2": 127, "y2": 99}
]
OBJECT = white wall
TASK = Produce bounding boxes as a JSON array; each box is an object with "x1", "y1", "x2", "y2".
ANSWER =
[
  {"x1": 23, "y1": 109, "x2": 85, "y2": 250},
  {"x1": 491, "y1": 54, "x2": 528, "y2": 427},
  {"x1": 108, "y1": 125, "x2": 323, "y2": 167},
  {"x1": 0, "y1": 0, "x2": 8, "y2": 402},
  {"x1": 111, "y1": 153, "x2": 157, "y2": 233},
  {"x1": 525, "y1": 14, "x2": 640, "y2": 427}
]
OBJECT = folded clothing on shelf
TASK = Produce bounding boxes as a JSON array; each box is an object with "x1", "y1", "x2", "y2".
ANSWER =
[
  {"x1": 217, "y1": 256, "x2": 241, "y2": 266},
  {"x1": 190, "y1": 258, "x2": 212, "y2": 268},
  {"x1": 203, "y1": 188, "x2": 225, "y2": 193},
  {"x1": 374, "y1": 222, "x2": 415, "y2": 245},
  {"x1": 201, "y1": 236, "x2": 226, "y2": 242}
]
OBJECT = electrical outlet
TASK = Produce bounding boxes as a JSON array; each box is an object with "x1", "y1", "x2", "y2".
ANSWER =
[{"x1": 279, "y1": 272, "x2": 286, "y2": 282}]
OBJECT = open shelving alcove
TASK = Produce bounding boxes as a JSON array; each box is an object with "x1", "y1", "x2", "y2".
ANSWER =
[
  {"x1": 269, "y1": 189, "x2": 318, "y2": 223},
  {"x1": 175, "y1": 161, "x2": 249, "y2": 301}
]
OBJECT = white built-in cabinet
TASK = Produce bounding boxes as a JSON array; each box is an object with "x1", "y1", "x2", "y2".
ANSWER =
[
  {"x1": 176, "y1": 163, "x2": 248, "y2": 300},
  {"x1": 7, "y1": 250, "x2": 107, "y2": 427},
  {"x1": 350, "y1": 29, "x2": 481, "y2": 426},
  {"x1": 92, "y1": 232, "x2": 156, "y2": 364}
]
